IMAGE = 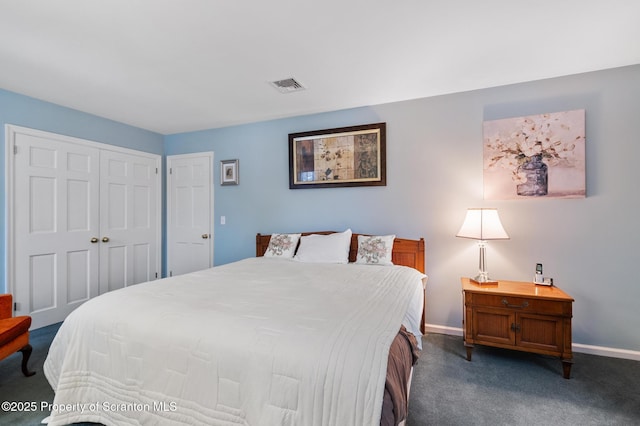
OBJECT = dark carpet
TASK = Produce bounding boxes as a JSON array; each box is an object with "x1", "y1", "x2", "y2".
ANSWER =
[{"x1": 1, "y1": 323, "x2": 639, "y2": 425}]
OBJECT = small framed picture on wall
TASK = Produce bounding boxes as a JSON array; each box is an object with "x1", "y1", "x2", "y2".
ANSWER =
[{"x1": 220, "y1": 159, "x2": 239, "y2": 185}]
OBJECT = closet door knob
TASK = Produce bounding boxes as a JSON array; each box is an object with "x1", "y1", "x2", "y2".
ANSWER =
[
  {"x1": 202, "y1": 234, "x2": 209, "y2": 239},
  {"x1": 102, "y1": 237, "x2": 110, "y2": 243},
  {"x1": 90, "y1": 237, "x2": 99, "y2": 243}
]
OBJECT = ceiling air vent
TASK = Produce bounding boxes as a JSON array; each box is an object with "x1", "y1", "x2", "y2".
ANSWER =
[{"x1": 270, "y1": 77, "x2": 306, "y2": 93}]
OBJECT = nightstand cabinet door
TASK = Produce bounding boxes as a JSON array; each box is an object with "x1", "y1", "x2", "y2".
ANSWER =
[
  {"x1": 517, "y1": 312, "x2": 565, "y2": 354},
  {"x1": 472, "y1": 307, "x2": 515, "y2": 346}
]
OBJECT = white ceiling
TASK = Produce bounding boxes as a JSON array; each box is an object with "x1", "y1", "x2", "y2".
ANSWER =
[{"x1": 1, "y1": 1, "x2": 639, "y2": 135}]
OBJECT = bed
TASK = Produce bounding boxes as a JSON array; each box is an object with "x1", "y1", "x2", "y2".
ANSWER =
[{"x1": 44, "y1": 230, "x2": 426, "y2": 426}]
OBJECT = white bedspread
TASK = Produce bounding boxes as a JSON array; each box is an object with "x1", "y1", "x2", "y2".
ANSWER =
[{"x1": 44, "y1": 257, "x2": 425, "y2": 426}]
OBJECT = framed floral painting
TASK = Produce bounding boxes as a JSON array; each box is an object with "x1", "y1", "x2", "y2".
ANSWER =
[
  {"x1": 483, "y1": 109, "x2": 586, "y2": 199},
  {"x1": 288, "y1": 123, "x2": 386, "y2": 189}
]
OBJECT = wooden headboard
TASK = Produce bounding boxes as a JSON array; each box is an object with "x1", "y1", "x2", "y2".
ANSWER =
[{"x1": 256, "y1": 231, "x2": 425, "y2": 273}]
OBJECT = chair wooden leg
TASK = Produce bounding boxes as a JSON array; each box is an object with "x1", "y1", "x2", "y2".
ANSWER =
[{"x1": 19, "y1": 344, "x2": 36, "y2": 377}]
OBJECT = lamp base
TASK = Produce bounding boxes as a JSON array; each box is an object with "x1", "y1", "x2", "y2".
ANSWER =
[
  {"x1": 470, "y1": 276, "x2": 498, "y2": 286},
  {"x1": 470, "y1": 242, "x2": 499, "y2": 285}
]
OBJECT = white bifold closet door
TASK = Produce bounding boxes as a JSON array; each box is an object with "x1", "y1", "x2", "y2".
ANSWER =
[{"x1": 7, "y1": 125, "x2": 161, "y2": 329}]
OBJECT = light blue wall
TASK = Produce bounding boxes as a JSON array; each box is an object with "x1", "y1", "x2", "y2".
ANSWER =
[
  {"x1": 165, "y1": 65, "x2": 640, "y2": 352},
  {"x1": 0, "y1": 89, "x2": 164, "y2": 293}
]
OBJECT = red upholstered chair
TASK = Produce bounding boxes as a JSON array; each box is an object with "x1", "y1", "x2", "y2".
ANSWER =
[{"x1": 0, "y1": 294, "x2": 35, "y2": 376}]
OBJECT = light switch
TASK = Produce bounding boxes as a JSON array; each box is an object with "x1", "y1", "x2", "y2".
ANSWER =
[{"x1": 221, "y1": 216, "x2": 226, "y2": 225}]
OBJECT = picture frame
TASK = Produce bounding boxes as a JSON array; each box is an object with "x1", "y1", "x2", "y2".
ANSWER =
[
  {"x1": 483, "y1": 109, "x2": 585, "y2": 199},
  {"x1": 289, "y1": 122, "x2": 386, "y2": 189},
  {"x1": 220, "y1": 159, "x2": 239, "y2": 185}
]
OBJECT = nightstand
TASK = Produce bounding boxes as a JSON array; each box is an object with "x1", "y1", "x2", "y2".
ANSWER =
[{"x1": 461, "y1": 277, "x2": 574, "y2": 379}]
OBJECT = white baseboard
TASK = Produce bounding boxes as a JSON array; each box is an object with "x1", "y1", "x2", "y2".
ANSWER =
[
  {"x1": 572, "y1": 343, "x2": 640, "y2": 361},
  {"x1": 424, "y1": 323, "x2": 463, "y2": 336},
  {"x1": 424, "y1": 323, "x2": 640, "y2": 361}
]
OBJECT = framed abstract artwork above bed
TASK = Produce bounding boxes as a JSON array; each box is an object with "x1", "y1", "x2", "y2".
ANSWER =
[{"x1": 289, "y1": 122, "x2": 386, "y2": 189}]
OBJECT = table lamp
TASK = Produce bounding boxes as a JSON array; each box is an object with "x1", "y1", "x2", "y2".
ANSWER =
[{"x1": 456, "y1": 208, "x2": 509, "y2": 284}]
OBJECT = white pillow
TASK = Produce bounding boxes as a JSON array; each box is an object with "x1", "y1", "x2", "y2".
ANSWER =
[
  {"x1": 264, "y1": 233, "x2": 301, "y2": 258},
  {"x1": 355, "y1": 234, "x2": 396, "y2": 265},
  {"x1": 294, "y1": 229, "x2": 353, "y2": 263}
]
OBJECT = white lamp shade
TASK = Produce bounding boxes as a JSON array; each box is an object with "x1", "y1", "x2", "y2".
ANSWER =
[{"x1": 456, "y1": 208, "x2": 509, "y2": 240}]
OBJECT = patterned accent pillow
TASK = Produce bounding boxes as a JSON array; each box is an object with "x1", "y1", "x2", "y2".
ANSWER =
[
  {"x1": 264, "y1": 233, "x2": 301, "y2": 258},
  {"x1": 356, "y1": 234, "x2": 396, "y2": 265}
]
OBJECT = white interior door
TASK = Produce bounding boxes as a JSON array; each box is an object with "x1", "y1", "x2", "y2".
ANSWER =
[
  {"x1": 167, "y1": 153, "x2": 214, "y2": 276},
  {"x1": 11, "y1": 130, "x2": 100, "y2": 328},
  {"x1": 99, "y1": 150, "x2": 160, "y2": 293}
]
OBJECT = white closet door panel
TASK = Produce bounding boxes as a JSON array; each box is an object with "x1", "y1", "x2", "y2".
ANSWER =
[
  {"x1": 13, "y1": 131, "x2": 100, "y2": 327},
  {"x1": 134, "y1": 162, "x2": 151, "y2": 179},
  {"x1": 133, "y1": 185, "x2": 150, "y2": 228},
  {"x1": 107, "y1": 157, "x2": 127, "y2": 177},
  {"x1": 67, "y1": 250, "x2": 91, "y2": 303},
  {"x1": 29, "y1": 253, "x2": 56, "y2": 312},
  {"x1": 99, "y1": 150, "x2": 158, "y2": 292},
  {"x1": 107, "y1": 183, "x2": 127, "y2": 229},
  {"x1": 30, "y1": 176, "x2": 57, "y2": 233},
  {"x1": 105, "y1": 245, "x2": 127, "y2": 292},
  {"x1": 133, "y1": 243, "x2": 151, "y2": 283},
  {"x1": 67, "y1": 151, "x2": 91, "y2": 173},
  {"x1": 29, "y1": 144, "x2": 57, "y2": 168},
  {"x1": 67, "y1": 179, "x2": 90, "y2": 231}
]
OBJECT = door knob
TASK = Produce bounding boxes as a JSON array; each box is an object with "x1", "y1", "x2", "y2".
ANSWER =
[
  {"x1": 102, "y1": 237, "x2": 110, "y2": 243},
  {"x1": 201, "y1": 234, "x2": 209, "y2": 239},
  {"x1": 90, "y1": 237, "x2": 99, "y2": 243}
]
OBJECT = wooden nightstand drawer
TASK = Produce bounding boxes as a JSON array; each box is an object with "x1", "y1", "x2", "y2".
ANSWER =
[{"x1": 471, "y1": 293, "x2": 571, "y2": 316}]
